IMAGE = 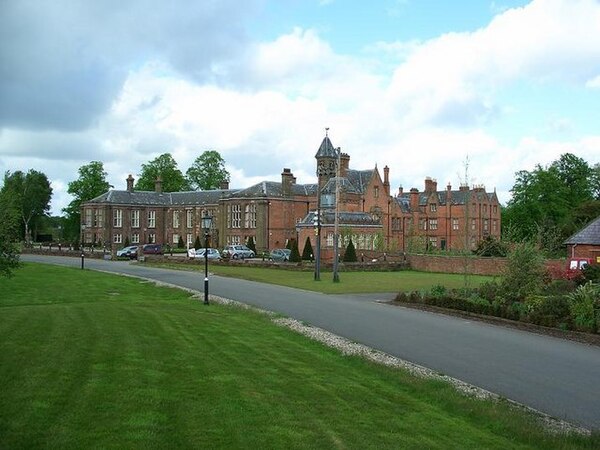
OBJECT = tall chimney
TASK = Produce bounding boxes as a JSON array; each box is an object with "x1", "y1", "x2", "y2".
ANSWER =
[
  {"x1": 383, "y1": 166, "x2": 390, "y2": 192},
  {"x1": 155, "y1": 176, "x2": 163, "y2": 193},
  {"x1": 340, "y1": 153, "x2": 350, "y2": 177},
  {"x1": 281, "y1": 168, "x2": 294, "y2": 197},
  {"x1": 410, "y1": 188, "x2": 419, "y2": 211},
  {"x1": 126, "y1": 174, "x2": 134, "y2": 192}
]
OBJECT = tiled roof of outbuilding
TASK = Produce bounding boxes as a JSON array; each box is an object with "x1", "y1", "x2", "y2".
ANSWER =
[{"x1": 564, "y1": 216, "x2": 600, "y2": 245}]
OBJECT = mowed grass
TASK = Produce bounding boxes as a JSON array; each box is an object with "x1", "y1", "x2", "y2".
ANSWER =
[
  {"x1": 160, "y1": 262, "x2": 495, "y2": 294},
  {"x1": 0, "y1": 264, "x2": 595, "y2": 449}
]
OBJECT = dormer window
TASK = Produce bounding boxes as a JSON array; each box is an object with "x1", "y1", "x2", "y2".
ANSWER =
[
  {"x1": 374, "y1": 186, "x2": 379, "y2": 198},
  {"x1": 430, "y1": 203, "x2": 437, "y2": 212}
]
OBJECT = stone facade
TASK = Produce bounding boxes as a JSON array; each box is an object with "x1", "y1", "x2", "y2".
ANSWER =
[{"x1": 81, "y1": 134, "x2": 501, "y2": 259}]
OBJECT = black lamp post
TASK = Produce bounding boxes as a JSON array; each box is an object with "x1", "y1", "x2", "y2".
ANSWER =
[
  {"x1": 80, "y1": 224, "x2": 86, "y2": 270},
  {"x1": 202, "y1": 215, "x2": 213, "y2": 305}
]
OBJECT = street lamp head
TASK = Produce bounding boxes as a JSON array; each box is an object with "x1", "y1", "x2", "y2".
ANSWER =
[{"x1": 202, "y1": 215, "x2": 213, "y2": 232}]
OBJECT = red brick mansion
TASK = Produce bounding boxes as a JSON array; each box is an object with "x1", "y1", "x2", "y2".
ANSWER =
[{"x1": 81, "y1": 134, "x2": 501, "y2": 258}]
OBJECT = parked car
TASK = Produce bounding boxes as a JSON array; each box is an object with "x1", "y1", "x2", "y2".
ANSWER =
[
  {"x1": 222, "y1": 245, "x2": 255, "y2": 259},
  {"x1": 142, "y1": 244, "x2": 163, "y2": 255},
  {"x1": 188, "y1": 248, "x2": 221, "y2": 260},
  {"x1": 270, "y1": 248, "x2": 291, "y2": 261},
  {"x1": 116, "y1": 245, "x2": 138, "y2": 258}
]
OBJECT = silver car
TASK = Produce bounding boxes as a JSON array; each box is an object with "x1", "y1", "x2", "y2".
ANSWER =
[
  {"x1": 188, "y1": 248, "x2": 221, "y2": 260},
  {"x1": 222, "y1": 245, "x2": 255, "y2": 259}
]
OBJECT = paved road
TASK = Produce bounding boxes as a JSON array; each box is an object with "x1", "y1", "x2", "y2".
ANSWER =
[{"x1": 21, "y1": 255, "x2": 600, "y2": 430}]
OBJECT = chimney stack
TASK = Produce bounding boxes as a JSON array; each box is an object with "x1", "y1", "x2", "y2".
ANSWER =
[
  {"x1": 281, "y1": 168, "x2": 294, "y2": 197},
  {"x1": 383, "y1": 165, "x2": 390, "y2": 193},
  {"x1": 410, "y1": 188, "x2": 419, "y2": 211},
  {"x1": 424, "y1": 177, "x2": 437, "y2": 193},
  {"x1": 126, "y1": 174, "x2": 134, "y2": 192},
  {"x1": 155, "y1": 176, "x2": 163, "y2": 193}
]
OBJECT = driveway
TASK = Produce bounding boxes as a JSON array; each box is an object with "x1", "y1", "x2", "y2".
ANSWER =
[{"x1": 20, "y1": 255, "x2": 600, "y2": 430}]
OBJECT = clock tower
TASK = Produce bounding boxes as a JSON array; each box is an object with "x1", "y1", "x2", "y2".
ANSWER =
[{"x1": 315, "y1": 129, "x2": 337, "y2": 191}]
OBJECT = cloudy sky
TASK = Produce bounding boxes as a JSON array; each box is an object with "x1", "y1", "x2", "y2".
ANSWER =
[{"x1": 1, "y1": 0, "x2": 599, "y2": 215}]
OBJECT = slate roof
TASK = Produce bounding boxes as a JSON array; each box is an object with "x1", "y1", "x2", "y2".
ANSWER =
[
  {"x1": 225, "y1": 181, "x2": 317, "y2": 199},
  {"x1": 395, "y1": 188, "x2": 497, "y2": 210},
  {"x1": 298, "y1": 210, "x2": 382, "y2": 227},
  {"x1": 315, "y1": 136, "x2": 337, "y2": 158},
  {"x1": 564, "y1": 216, "x2": 600, "y2": 245},
  {"x1": 87, "y1": 189, "x2": 238, "y2": 206}
]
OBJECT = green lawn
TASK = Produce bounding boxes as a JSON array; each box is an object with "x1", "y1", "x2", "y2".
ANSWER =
[
  {"x1": 0, "y1": 264, "x2": 595, "y2": 449},
  {"x1": 159, "y1": 262, "x2": 495, "y2": 294}
]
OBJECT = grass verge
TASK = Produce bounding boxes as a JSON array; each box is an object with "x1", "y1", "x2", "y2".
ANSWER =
[
  {"x1": 151, "y1": 262, "x2": 494, "y2": 294},
  {"x1": 0, "y1": 263, "x2": 596, "y2": 449}
]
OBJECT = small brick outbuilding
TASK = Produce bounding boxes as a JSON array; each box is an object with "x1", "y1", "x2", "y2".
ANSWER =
[{"x1": 564, "y1": 216, "x2": 600, "y2": 264}]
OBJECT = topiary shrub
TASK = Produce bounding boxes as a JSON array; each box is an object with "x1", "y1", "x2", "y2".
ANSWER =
[
  {"x1": 246, "y1": 236, "x2": 256, "y2": 253},
  {"x1": 302, "y1": 237, "x2": 314, "y2": 261},
  {"x1": 194, "y1": 235, "x2": 201, "y2": 250},
  {"x1": 289, "y1": 239, "x2": 301, "y2": 263},
  {"x1": 343, "y1": 239, "x2": 357, "y2": 262},
  {"x1": 178, "y1": 235, "x2": 184, "y2": 249}
]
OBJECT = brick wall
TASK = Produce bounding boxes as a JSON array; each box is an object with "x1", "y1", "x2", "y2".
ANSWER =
[{"x1": 407, "y1": 254, "x2": 508, "y2": 275}]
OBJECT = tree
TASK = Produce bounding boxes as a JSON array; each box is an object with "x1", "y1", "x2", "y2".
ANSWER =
[
  {"x1": 1, "y1": 170, "x2": 52, "y2": 243},
  {"x1": 135, "y1": 153, "x2": 190, "y2": 192},
  {"x1": 186, "y1": 150, "x2": 230, "y2": 190},
  {"x1": 0, "y1": 189, "x2": 21, "y2": 277},
  {"x1": 503, "y1": 153, "x2": 596, "y2": 255},
  {"x1": 246, "y1": 236, "x2": 256, "y2": 253},
  {"x1": 302, "y1": 237, "x2": 314, "y2": 261},
  {"x1": 63, "y1": 161, "x2": 111, "y2": 241},
  {"x1": 288, "y1": 239, "x2": 301, "y2": 263},
  {"x1": 500, "y1": 242, "x2": 547, "y2": 303},
  {"x1": 178, "y1": 235, "x2": 185, "y2": 249},
  {"x1": 343, "y1": 239, "x2": 357, "y2": 262}
]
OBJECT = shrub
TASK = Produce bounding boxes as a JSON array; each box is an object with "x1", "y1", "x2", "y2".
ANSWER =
[
  {"x1": 500, "y1": 242, "x2": 546, "y2": 303},
  {"x1": 430, "y1": 284, "x2": 447, "y2": 299},
  {"x1": 289, "y1": 239, "x2": 301, "y2": 263},
  {"x1": 542, "y1": 279, "x2": 577, "y2": 296},
  {"x1": 478, "y1": 281, "x2": 501, "y2": 302},
  {"x1": 581, "y1": 264, "x2": 600, "y2": 284},
  {"x1": 194, "y1": 235, "x2": 201, "y2": 250},
  {"x1": 474, "y1": 235, "x2": 508, "y2": 257},
  {"x1": 343, "y1": 239, "x2": 357, "y2": 262},
  {"x1": 177, "y1": 235, "x2": 184, "y2": 249},
  {"x1": 526, "y1": 295, "x2": 571, "y2": 329},
  {"x1": 567, "y1": 282, "x2": 600, "y2": 333},
  {"x1": 301, "y1": 237, "x2": 313, "y2": 261},
  {"x1": 246, "y1": 236, "x2": 256, "y2": 253}
]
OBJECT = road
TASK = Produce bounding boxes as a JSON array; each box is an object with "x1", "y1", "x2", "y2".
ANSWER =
[{"x1": 20, "y1": 255, "x2": 600, "y2": 430}]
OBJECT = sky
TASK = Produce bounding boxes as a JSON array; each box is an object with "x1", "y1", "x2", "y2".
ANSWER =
[{"x1": 1, "y1": 0, "x2": 599, "y2": 215}]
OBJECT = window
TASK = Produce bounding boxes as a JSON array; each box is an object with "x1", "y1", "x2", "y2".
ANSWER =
[
  {"x1": 113, "y1": 233, "x2": 122, "y2": 244},
  {"x1": 326, "y1": 233, "x2": 334, "y2": 247},
  {"x1": 93, "y1": 209, "x2": 103, "y2": 227},
  {"x1": 148, "y1": 210, "x2": 156, "y2": 228},
  {"x1": 493, "y1": 205, "x2": 498, "y2": 215},
  {"x1": 452, "y1": 218, "x2": 459, "y2": 231},
  {"x1": 113, "y1": 209, "x2": 122, "y2": 228},
  {"x1": 419, "y1": 219, "x2": 427, "y2": 230},
  {"x1": 471, "y1": 219, "x2": 476, "y2": 230},
  {"x1": 392, "y1": 217, "x2": 401, "y2": 231},
  {"x1": 187, "y1": 233, "x2": 193, "y2": 246},
  {"x1": 186, "y1": 210, "x2": 193, "y2": 228},
  {"x1": 429, "y1": 237, "x2": 438, "y2": 248},
  {"x1": 172, "y1": 233, "x2": 179, "y2": 245},
  {"x1": 430, "y1": 204, "x2": 437, "y2": 212},
  {"x1": 148, "y1": 233, "x2": 156, "y2": 244},
  {"x1": 483, "y1": 219, "x2": 489, "y2": 232},
  {"x1": 131, "y1": 210, "x2": 140, "y2": 228},
  {"x1": 227, "y1": 235, "x2": 241, "y2": 245},
  {"x1": 244, "y1": 204, "x2": 256, "y2": 229},
  {"x1": 131, "y1": 233, "x2": 140, "y2": 244},
  {"x1": 429, "y1": 219, "x2": 438, "y2": 230},
  {"x1": 483, "y1": 204, "x2": 488, "y2": 214},
  {"x1": 173, "y1": 210, "x2": 180, "y2": 228},
  {"x1": 85, "y1": 209, "x2": 92, "y2": 227},
  {"x1": 493, "y1": 220, "x2": 498, "y2": 232},
  {"x1": 233, "y1": 204, "x2": 241, "y2": 228}
]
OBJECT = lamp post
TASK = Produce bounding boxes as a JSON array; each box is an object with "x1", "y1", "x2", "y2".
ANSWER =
[
  {"x1": 332, "y1": 147, "x2": 341, "y2": 283},
  {"x1": 80, "y1": 224, "x2": 86, "y2": 270},
  {"x1": 201, "y1": 215, "x2": 213, "y2": 305}
]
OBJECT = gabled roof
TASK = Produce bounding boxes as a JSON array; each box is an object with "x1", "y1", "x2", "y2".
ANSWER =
[
  {"x1": 321, "y1": 176, "x2": 360, "y2": 195},
  {"x1": 564, "y1": 216, "x2": 600, "y2": 245},
  {"x1": 226, "y1": 181, "x2": 317, "y2": 199}
]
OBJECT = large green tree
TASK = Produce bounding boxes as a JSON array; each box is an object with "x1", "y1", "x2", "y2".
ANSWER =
[
  {"x1": 503, "y1": 153, "x2": 596, "y2": 255},
  {"x1": 1, "y1": 170, "x2": 52, "y2": 243},
  {"x1": 186, "y1": 150, "x2": 230, "y2": 190},
  {"x1": 0, "y1": 188, "x2": 21, "y2": 277},
  {"x1": 63, "y1": 161, "x2": 112, "y2": 241},
  {"x1": 135, "y1": 153, "x2": 190, "y2": 192}
]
